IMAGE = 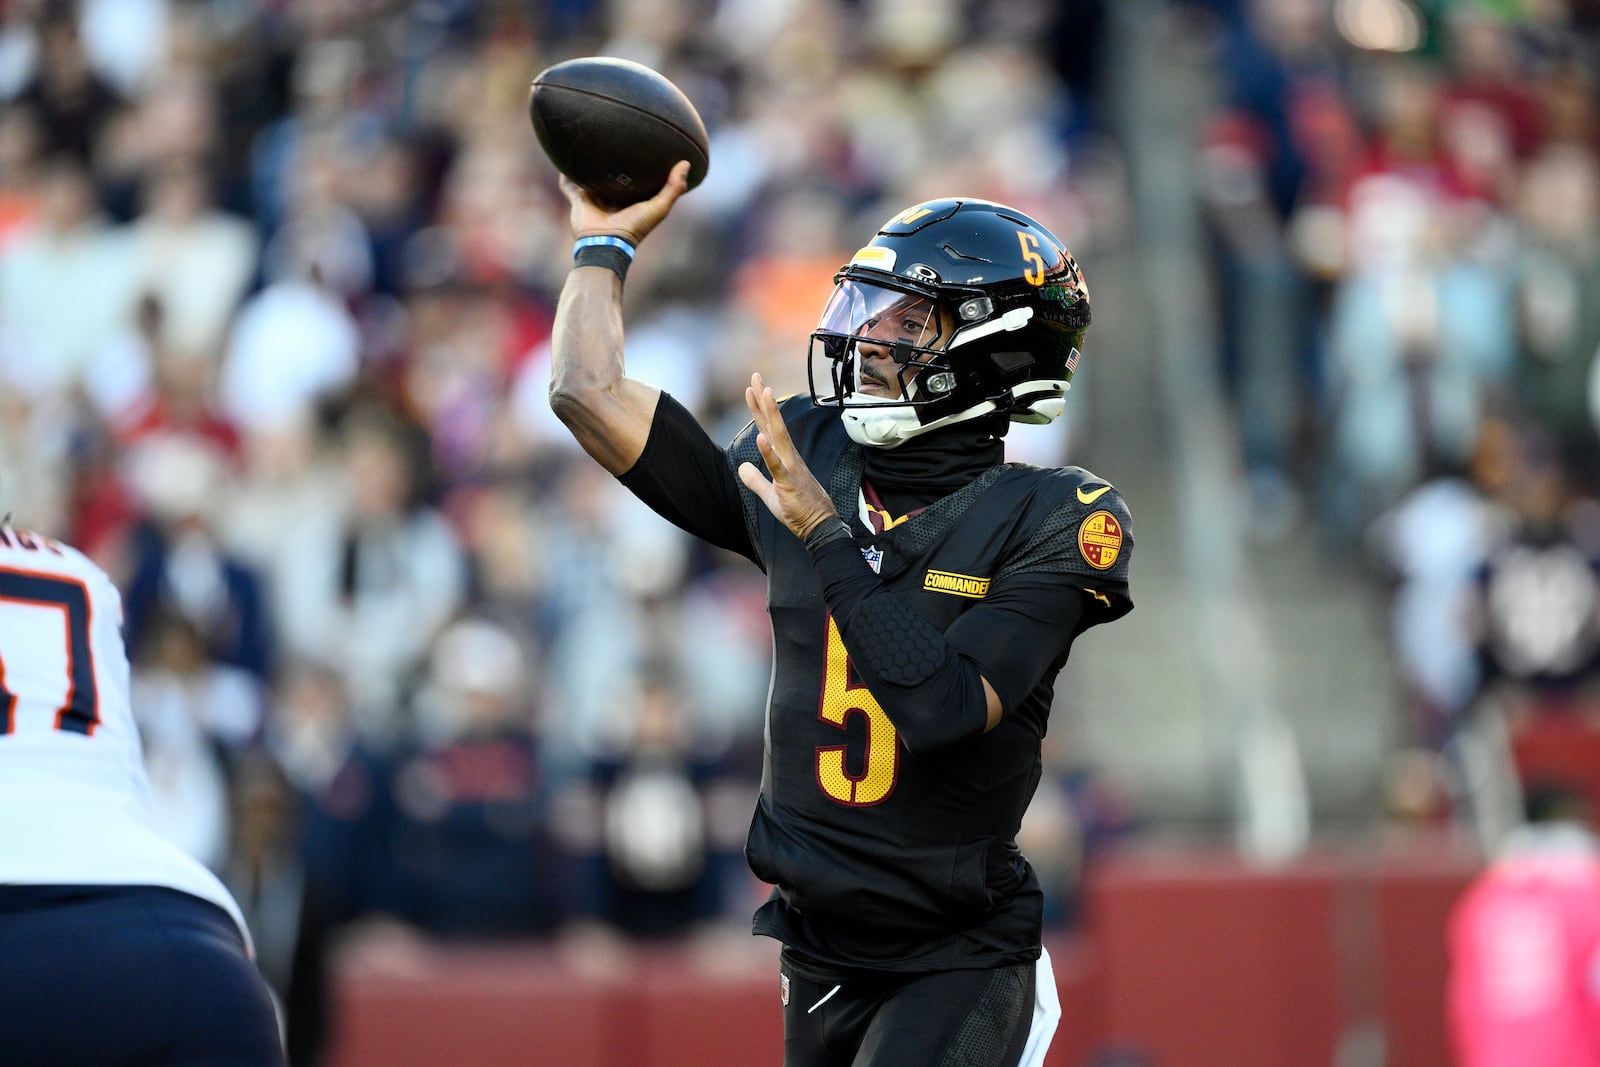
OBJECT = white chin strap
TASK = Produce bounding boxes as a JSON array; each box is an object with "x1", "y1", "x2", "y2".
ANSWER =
[
  {"x1": 840, "y1": 380, "x2": 1070, "y2": 449},
  {"x1": 841, "y1": 396, "x2": 996, "y2": 448}
]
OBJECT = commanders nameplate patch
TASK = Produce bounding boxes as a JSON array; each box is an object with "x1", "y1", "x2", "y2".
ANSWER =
[
  {"x1": 923, "y1": 570, "x2": 990, "y2": 598},
  {"x1": 1078, "y1": 510, "x2": 1123, "y2": 570}
]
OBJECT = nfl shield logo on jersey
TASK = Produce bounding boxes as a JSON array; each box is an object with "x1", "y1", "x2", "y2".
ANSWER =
[
  {"x1": 861, "y1": 545, "x2": 883, "y2": 574},
  {"x1": 780, "y1": 973, "x2": 790, "y2": 1006}
]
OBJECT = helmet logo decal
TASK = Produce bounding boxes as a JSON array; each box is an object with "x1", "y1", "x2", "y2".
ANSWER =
[
  {"x1": 1078, "y1": 510, "x2": 1123, "y2": 570},
  {"x1": 894, "y1": 205, "x2": 936, "y2": 225},
  {"x1": 905, "y1": 263, "x2": 939, "y2": 283},
  {"x1": 850, "y1": 246, "x2": 897, "y2": 271},
  {"x1": 1017, "y1": 231, "x2": 1047, "y2": 287}
]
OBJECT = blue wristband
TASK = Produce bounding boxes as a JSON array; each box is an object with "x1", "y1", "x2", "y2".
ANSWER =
[
  {"x1": 572, "y1": 235, "x2": 635, "y2": 281},
  {"x1": 573, "y1": 235, "x2": 636, "y2": 258}
]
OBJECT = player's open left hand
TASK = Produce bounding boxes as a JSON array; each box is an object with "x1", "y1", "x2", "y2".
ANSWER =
[
  {"x1": 738, "y1": 372, "x2": 839, "y2": 541},
  {"x1": 561, "y1": 159, "x2": 691, "y2": 248}
]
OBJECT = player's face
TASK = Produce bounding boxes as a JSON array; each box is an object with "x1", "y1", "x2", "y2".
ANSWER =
[
  {"x1": 812, "y1": 281, "x2": 952, "y2": 403},
  {"x1": 853, "y1": 293, "x2": 945, "y2": 398}
]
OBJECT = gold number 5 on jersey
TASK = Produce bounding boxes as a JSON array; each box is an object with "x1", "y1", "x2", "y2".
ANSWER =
[{"x1": 817, "y1": 617, "x2": 899, "y2": 805}]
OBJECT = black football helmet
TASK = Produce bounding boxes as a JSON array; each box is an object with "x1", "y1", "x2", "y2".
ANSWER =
[{"x1": 808, "y1": 197, "x2": 1090, "y2": 448}]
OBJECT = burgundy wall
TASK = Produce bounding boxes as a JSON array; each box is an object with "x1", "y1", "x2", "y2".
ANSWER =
[{"x1": 326, "y1": 844, "x2": 1478, "y2": 1067}]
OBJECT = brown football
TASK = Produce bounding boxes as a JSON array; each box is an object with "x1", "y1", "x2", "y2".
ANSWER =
[{"x1": 528, "y1": 56, "x2": 710, "y2": 207}]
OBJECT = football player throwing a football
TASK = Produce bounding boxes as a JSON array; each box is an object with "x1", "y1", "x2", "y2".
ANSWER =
[{"x1": 550, "y1": 161, "x2": 1134, "y2": 1067}]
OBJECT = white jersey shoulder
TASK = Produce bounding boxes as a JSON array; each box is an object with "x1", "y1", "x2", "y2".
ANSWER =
[{"x1": 0, "y1": 529, "x2": 252, "y2": 949}]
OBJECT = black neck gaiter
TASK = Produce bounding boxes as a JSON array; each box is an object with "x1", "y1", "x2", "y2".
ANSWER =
[{"x1": 860, "y1": 419, "x2": 1006, "y2": 514}]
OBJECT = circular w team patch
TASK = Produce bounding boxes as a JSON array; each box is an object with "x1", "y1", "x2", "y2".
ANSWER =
[{"x1": 1078, "y1": 510, "x2": 1123, "y2": 570}]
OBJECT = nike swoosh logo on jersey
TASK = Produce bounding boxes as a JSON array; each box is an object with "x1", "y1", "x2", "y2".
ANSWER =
[{"x1": 1077, "y1": 484, "x2": 1111, "y2": 505}]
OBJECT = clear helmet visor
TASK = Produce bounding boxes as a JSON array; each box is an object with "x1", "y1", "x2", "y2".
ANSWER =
[{"x1": 807, "y1": 280, "x2": 953, "y2": 408}]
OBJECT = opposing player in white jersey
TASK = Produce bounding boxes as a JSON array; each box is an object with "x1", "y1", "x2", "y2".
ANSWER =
[{"x1": 0, "y1": 527, "x2": 285, "y2": 1065}]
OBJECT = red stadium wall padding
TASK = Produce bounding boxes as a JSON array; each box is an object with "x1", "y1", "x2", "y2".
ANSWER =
[
  {"x1": 326, "y1": 945, "x2": 618, "y2": 1066},
  {"x1": 1088, "y1": 853, "x2": 1347, "y2": 1067},
  {"x1": 1046, "y1": 940, "x2": 1107, "y2": 1067},
  {"x1": 1374, "y1": 851, "x2": 1480, "y2": 1067},
  {"x1": 1082, "y1": 844, "x2": 1477, "y2": 1067},
  {"x1": 324, "y1": 846, "x2": 1477, "y2": 1067}
]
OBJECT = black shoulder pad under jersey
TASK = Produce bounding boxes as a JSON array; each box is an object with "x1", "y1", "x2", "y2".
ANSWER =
[{"x1": 995, "y1": 467, "x2": 1133, "y2": 593}]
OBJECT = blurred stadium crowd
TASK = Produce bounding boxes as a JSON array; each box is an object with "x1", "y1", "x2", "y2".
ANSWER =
[
  {"x1": 1, "y1": 0, "x2": 1599, "y2": 1062},
  {"x1": 1186, "y1": 0, "x2": 1600, "y2": 837}
]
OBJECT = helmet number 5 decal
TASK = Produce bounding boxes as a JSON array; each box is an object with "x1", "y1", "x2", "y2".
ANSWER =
[
  {"x1": 817, "y1": 616, "x2": 898, "y2": 806},
  {"x1": 1017, "y1": 232, "x2": 1046, "y2": 286}
]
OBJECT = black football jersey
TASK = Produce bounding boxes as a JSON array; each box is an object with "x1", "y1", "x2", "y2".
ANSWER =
[{"x1": 620, "y1": 393, "x2": 1133, "y2": 972}]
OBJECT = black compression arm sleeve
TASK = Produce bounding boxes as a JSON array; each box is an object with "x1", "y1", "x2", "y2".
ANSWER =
[
  {"x1": 617, "y1": 392, "x2": 757, "y2": 562},
  {"x1": 804, "y1": 520, "x2": 990, "y2": 753}
]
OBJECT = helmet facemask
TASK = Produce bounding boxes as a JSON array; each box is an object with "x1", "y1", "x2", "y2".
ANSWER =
[
  {"x1": 807, "y1": 279, "x2": 986, "y2": 449},
  {"x1": 808, "y1": 278, "x2": 1070, "y2": 448},
  {"x1": 808, "y1": 280, "x2": 951, "y2": 396}
]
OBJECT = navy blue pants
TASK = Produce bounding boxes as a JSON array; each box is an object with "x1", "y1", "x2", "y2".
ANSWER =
[{"x1": 0, "y1": 885, "x2": 284, "y2": 1066}]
